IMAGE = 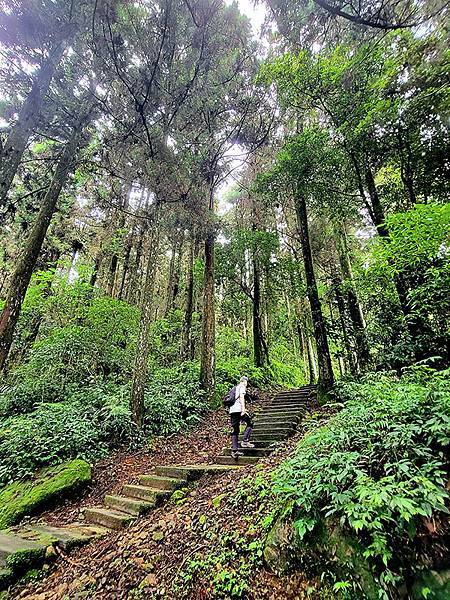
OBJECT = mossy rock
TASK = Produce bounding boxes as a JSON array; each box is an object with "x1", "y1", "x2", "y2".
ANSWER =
[
  {"x1": 263, "y1": 517, "x2": 296, "y2": 575},
  {"x1": 5, "y1": 547, "x2": 45, "y2": 574},
  {"x1": 264, "y1": 516, "x2": 379, "y2": 599},
  {"x1": 0, "y1": 459, "x2": 91, "y2": 529}
]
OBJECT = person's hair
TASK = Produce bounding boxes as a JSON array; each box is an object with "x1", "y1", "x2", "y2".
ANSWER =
[{"x1": 240, "y1": 376, "x2": 248, "y2": 383}]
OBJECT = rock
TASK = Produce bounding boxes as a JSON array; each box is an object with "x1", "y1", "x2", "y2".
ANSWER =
[
  {"x1": 263, "y1": 517, "x2": 295, "y2": 575},
  {"x1": 152, "y1": 531, "x2": 164, "y2": 542},
  {"x1": 44, "y1": 546, "x2": 57, "y2": 560},
  {"x1": 0, "y1": 460, "x2": 91, "y2": 529},
  {"x1": 263, "y1": 516, "x2": 379, "y2": 599},
  {"x1": 140, "y1": 573, "x2": 157, "y2": 587}
]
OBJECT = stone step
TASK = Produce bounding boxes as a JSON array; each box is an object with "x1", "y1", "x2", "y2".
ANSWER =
[
  {"x1": 122, "y1": 484, "x2": 170, "y2": 504},
  {"x1": 270, "y1": 404, "x2": 308, "y2": 410},
  {"x1": 62, "y1": 523, "x2": 111, "y2": 539},
  {"x1": 252, "y1": 425, "x2": 294, "y2": 433},
  {"x1": 254, "y1": 419, "x2": 298, "y2": 428},
  {"x1": 275, "y1": 390, "x2": 312, "y2": 396},
  {"x1": 263, "y1": 408, "x2": 306, "y2": 415},
  {"x1": 276, "y1": 386, "x2": 316, "y2": 394},
  {"x1": 21, "y1": 524, "x2": 92, "y2": 551},
  {"x1": 139, "y1": 474, "x2": 187, "y2": 490},
  {"x1": 267, "y1": 402, "x2": 308, "y2": 409},
  {"x1": 241, "y1": 431, "x2": 288, "y2": 440},
  {"x1": 274, "y1": 395, "x2": 310, "y2": 400},
  {"x1": 216, "y1": 456, "x2": 260, "y2": 466},
  {"x1": 222, "y1": 447, "x2": 272, "y2": 457},
  {"x1": 255, "y1": 413, "x2": 301, "y2": 422},
  {"x1": 0, "y1": 532, "x2": 46, "y2": 573},
  {"x1": 255, "y1": 413, "x2": 301, "y2": 426},
  {"x1": 230, "y1": 439, "x2": 277, "y2": 448},
  {"x1": 83, "y1": 507, "x2": 135, "y2": 530},
  {"x1": 269, "y1": 402, "x2": 308, "y2": 409},
  {"x1": 105, "y1": 494, "x2": 154, "y2": 516},
  {"x1": 155, "y1": 464, "x2": 242, "y2": 480}
]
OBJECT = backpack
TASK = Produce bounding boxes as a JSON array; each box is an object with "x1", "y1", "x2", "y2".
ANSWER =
[{"x1": 223, "y1": 385, "x2": 237, "y2": 408}]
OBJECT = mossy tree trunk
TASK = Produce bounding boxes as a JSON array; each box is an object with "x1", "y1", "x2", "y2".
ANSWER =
[
  {"x1": 130, "y1": 208, "x2": 160, "y2": 428},
  {"x1": 181, "y1": 234, "x2": 197, "y2": 361}
]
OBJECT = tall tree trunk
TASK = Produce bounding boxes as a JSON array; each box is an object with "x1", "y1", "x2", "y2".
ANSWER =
[
  {"x1": 306, "y1": 329, "x2": 318, "y2": 384},
  {"x1": 0, "y1": 106, "x2": 92, "y2": 371},
  {"x1": 172, "y1": 234, "x2": 184, "y2": 308},
  {"x1": 0, "y1": 43, "x2": 66, "y2": 211},
  {"x1": 181, "y1": 235, "x2": 196, "y2": 360},
  {"x1": 200, "y1": 230, "x2": 215, "y2": 396},
  {"x1": 365, "y1": 166, "x2": 388, "y2": 237},
  {"x1": 164, "y1": 234, "x2": 184, "y2": 317},
  {"x1": 130, "y1": 210, "x2": 160, "y2": 428},
  {"x1": 107, "y1": 188, "x2": 129, "y2": 297},
  {"x1": 252, "y1": 258, "x2": 264, "y2": 367},
  {"x1": 118, "y1": 243, "x2": 132, "y2": 300},
  {"x1": 294, "y1": 191, "x2": 334, "y2": 390},
  {"x1": 364, "y1": 166, "x2": 414, "y2": 326},
  {"x1": 334, "y1": 221, "x2": 370, "y2": 369},
  {"x1": 333, "y1": 274, "x2": 358, "y2": 375}
]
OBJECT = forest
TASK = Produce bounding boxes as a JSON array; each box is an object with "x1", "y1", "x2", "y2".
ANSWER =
[{"x1": 0, "y1": 0, "x2": 449, "y2": 598}]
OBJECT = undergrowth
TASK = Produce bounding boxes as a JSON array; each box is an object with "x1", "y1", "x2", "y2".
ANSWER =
[{"x1": 172, "y1": 369, "x2": 449, "y2": 599}]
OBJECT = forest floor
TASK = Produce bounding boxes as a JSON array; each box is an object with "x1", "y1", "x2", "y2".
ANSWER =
[{"x1": 7, "y1": 391, "x2": 322, "y2": 600}]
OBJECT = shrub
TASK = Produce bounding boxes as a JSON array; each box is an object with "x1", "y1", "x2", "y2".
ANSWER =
[
  {"x1": 271, "y1": 370, "x2": 450, "y2": 596},
  {"x1": 144, "y1": 362, "x2": 205, "y2": 434}
]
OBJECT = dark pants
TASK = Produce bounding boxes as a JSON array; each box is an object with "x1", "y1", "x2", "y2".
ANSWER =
[{"x1": 230, "y1": 412, "x2": 253, "y2": 451}]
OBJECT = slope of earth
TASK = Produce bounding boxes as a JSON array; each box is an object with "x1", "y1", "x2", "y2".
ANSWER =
[{"x1": 9, "y1": 396, "x2": 326, "y2": 600}]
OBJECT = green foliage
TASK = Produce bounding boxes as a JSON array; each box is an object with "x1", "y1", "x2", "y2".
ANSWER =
[
  {"x1": 0, "y1": 459, "x2": 91, "y2": 528},
  {"x1": 361, "y1": 204, "x2": 450, "y2": 367},
  {"x1": 0, "y1": 400, "x2": 109, "y2": 484},
  {"x1": 144, "y1": 362, "x2": 205, "y2": 434},
  {"x1": 271, "y1": 370, "x2": 450, "y2": 594},
  {"x1": 1, "y1": 272, "x2": 139, "y2": 417}
]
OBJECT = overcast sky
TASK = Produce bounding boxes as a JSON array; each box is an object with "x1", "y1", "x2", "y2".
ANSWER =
[{"x1": 228, "y1": 0, "x2": 266, "y2": 34}]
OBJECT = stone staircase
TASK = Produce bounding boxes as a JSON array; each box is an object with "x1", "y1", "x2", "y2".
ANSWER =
[
  {"x1": 0, "y1": 385, "x2": 316, "y2": 589},
  {"x1": 217, "y1": 385, "x2": 315, "y2": 465}
]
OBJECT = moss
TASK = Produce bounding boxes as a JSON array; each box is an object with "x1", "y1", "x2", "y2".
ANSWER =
[
  {"x1": 5, "y1": 547, "x2": 45, "y2": 574},
  {"x1": 0, "y1": 459, "x2": 91, "y2": 528},
  {"x1": 0, "y1": 568, "x2": 12, "y2": 589}
]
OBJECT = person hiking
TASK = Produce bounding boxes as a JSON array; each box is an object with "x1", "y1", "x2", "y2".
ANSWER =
[{"x1": 229, "y1": 376, "x2": 254, "y2": 459}]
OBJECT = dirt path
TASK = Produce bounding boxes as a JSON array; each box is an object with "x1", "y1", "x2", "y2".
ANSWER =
[
  {"x1": 11, "y1": 391, "x2": 321, "y2": 599},
  {"x1": 35, "y1": 408, "x2": 231, "y2": 527}
]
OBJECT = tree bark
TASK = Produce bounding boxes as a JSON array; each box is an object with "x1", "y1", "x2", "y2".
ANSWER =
[
  {"x1": 181, "y1": 235, "x2": 196, "y2": 360},
  {"x1": 164, "y1": 233, "x2": 184, "y2": 317},
  {"x1": 0, "y1": 43, "x2": 66, "y2": 211},
  {"x1": 365, "y1": 166, "x2": 388, "y2": 237},
  {"x1": 130, "y1": 210, "x2": 160, "y2": 428},
  {"x1": 0, "y1": 105, "x2": 92, "y2": 371},
  {"x1": 252, "y1": 257, "x2": 265, "y2": 367},
  {"x1": 294, "y1": 191, "x2": 334, "y2": 390},
  {"x1": 200, "y1": 231, "x2": 215, "y2": 396}
]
